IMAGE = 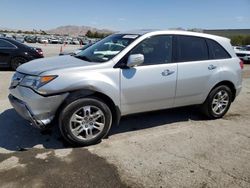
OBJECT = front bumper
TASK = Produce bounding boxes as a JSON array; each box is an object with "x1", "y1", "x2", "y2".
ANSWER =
[
  {"x1": 8, "y1": 94, "x2": 46, "y2": 129},
  {"x1": 9, "y1": 86, "x2": 68, "y2": 129},
  {"x1": 240, "y1": 56, "x2": 250, "y2": 61}
]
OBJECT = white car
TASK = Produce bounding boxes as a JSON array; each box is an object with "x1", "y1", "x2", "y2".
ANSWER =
[
  {"x1": 233, "y1": 46, "x2": 250, "y2": 62},
  {"x1": 39, "y1": 38, "x2": 49, "y2": 44},
  {"x1": 72, "y1": 39, "x2": 80, "y2": 45},
  {"x1": 9, "y1": 30, "x2": 243, "y2": 146},
  {"x1": 49, "y1": 38, "x2": 60, "y2": 44}
]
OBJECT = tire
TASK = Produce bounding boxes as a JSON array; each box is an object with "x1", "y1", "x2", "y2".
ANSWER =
[
  {"x1": 201, "y1": 85, "x2": 232, "y2": 119},
  {"x1": 10, "y1": 57, "x2": 28, "y2": 70},
  {"x1": 59, "y1": 97, "x2": 112, "y2": 146}
]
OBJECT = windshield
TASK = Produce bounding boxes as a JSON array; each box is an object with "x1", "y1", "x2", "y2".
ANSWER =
[{"x1": 75, "y1": 34, "x2": 139, "y2": 63}]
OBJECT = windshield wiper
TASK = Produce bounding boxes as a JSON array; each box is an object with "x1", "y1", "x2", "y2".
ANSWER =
[{"x1": 74, "y1": 55, "x2": 92, "y2": 62}]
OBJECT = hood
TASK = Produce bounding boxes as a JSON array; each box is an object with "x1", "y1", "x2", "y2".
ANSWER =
[{"x1": 17, "y1": 55, "x2": 98, "y2": 75}]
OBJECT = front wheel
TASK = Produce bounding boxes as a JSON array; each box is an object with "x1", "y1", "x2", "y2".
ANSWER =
[
  {"x1": 201, "y1": 85, "x2": 232, "y2": 119},
  {"x1": 10, "y1": 57, "x2": 28, "y2": 70},
  {"x1": 59, "y1": 98, "x2": 112, "y2": 146}
]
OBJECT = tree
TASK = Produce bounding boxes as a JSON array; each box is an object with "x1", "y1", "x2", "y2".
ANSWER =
[
  {"x1": 93, "y1": 31, "x2": 99, "y2": 38},
  {"x1": 85, "y1": 30, "x2": 110, "y2": 38},
  {"x1": 40, "y1": 30, "x2": 47, "y2": 35},
  {"x1": 230, "y1": 35, "x2": 244, "y2": 46},
  {"x1": 243, "y1": 36, "x2": 250, "y2": 45},
  {"x1": 86, "y1": 30, "x2": 93, "y2": 38}
]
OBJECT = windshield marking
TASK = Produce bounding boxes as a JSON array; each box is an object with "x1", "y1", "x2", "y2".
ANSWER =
[{"x1": 122, "y1": 35, "x2": 139, "y2": 39}]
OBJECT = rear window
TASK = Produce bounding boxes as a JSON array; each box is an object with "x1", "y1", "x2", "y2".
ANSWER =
[
  {"x1": 206, "y1": 39, "x2": 231, "y2": 59},
  {"x1": 176, "y1": 35, "x2": 209, "y2": 62}
]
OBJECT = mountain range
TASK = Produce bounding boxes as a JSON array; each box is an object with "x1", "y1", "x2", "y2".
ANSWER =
[
  {"x1": 46, "y1": 25, "x2": 114, "y2": 36},
  {"x1": 1, "y1": 26, "x2": 250, "y2": 37}
]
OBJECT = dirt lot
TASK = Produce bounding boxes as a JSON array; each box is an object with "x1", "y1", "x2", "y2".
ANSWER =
[
  {"x1": 28, "y1": 42, "x2": 80, "y2": 57},
  {"x1": 0, "y1": 46, "x2": 250, "y2": 187}
]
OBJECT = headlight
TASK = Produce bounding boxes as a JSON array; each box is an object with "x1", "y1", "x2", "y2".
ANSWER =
[
  {"x1": 20, "y1": 75, "x2": 57, "y2": 91},
  {"x1": 10, "y1": 72, "x2": 25, "y2": 88}
]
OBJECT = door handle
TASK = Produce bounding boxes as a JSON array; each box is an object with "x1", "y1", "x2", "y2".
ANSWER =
[
  {"x1": 161, "y1": 69, "x2": 175, "y2": 76},
  {"x1": 208, "y1": 64, "x2": 217, "y2": 70}
]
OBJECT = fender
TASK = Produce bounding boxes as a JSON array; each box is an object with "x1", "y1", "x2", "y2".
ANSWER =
[{"x1": 55, "y1": 88, "x2": 121, "y2": 127}]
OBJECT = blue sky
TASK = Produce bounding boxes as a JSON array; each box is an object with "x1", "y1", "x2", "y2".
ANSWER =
[{"x1": 0, "y1": 0, "x2": 249, "y2": 31}]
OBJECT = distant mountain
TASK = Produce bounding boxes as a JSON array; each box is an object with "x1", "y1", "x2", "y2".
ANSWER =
[
  {"x1": 0, "y1": 27, "x2": 17, "y2": 31},
  {"x1": 47, "y1": 25, "x2": 114, "y2": 36}
]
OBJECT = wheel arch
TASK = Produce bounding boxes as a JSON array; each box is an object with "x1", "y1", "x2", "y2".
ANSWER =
[
  {"x1": 209, "y1": 80, "x2": 236, "y2": 102},
  {"x1": 55, "y1": 89, "x2": 121, "y2": 127},
  {"x1": 10, "y1": 55, "x2": 28, "y2": 65}
]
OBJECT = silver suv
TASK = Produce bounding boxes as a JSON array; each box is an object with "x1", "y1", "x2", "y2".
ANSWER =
[{"x1": 9, "y1": 30, "x2": 243, "y2": 146}]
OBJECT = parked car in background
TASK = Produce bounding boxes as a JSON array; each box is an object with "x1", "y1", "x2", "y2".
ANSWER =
[
  {"x1": 233, "y1": 46, "x2": 245, "y2": 51},
  {"x1": 233, "y1": 46, "x2": 250, "y2": 63},
  {"x1": 15, "y1": 36, "x2": 25, "y2": 43},
  {"x1": 37, "y1": 37, "x2": 49, "y2": 44},
  {"x1": 79, "y1": 39, "x2": 91, "y2": 45},
  {"x1": 5, "y1": 34, "x2": 14, "y2": 40},
  {"x1": 49, "y1": 38, "x2": 60, "y2": 44},
  {"x1": 244, "y1": 45, "x2": 250, "y2": 51},
  {"x1": 58, "y1": 38, "x2": 64, "y2": 44},
  {"x1": 59, "y1": 43, "x2": 93, "y2": 56},
  {"x1": 71, "y1": 39, "x2": 80, "y2": 45},
  {"x1": 64, "y1": 39, "x2": 72, "y2": 44},
  {"x1": 25, "y1": 36, "x2": 37, "y2": 43},
  {"x1": 0, "y1": 37, "x2": 43, "y2": 70},
  {"x1": 9, "y1": 30, "x2": 242, "y2": 146}
]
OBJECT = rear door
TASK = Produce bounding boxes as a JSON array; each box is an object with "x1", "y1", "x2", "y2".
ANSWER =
[
  {"x1": 0, "y1": 39, "x2": 17, "y2": 66},
  {"x1": 174, "y1": 35, "x2": 222, "y2": 107},
  {"x1": 120, "y1": 35, "x2": 177, "y2": 115}
]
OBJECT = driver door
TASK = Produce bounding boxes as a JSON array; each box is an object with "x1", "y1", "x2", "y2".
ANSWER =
[{"x1": 120, "y1": 35, "x2": 177, "y2": 115}]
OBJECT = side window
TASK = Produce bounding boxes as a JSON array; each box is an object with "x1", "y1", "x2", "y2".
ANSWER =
[
  {"x1": 177, "y1": 36, "x2": 209, "y2": 62},
  {"x1": 130, "y1": 35, "x2": 172, "y2": 65},
  {"x1": 206, "y1": 39, "x2": 231, "y2": 59},
  {"x1": 0, "y1": 39, "x2": 16, "y2": 48}
]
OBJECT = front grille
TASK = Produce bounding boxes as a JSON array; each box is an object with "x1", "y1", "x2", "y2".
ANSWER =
[{"x1": 236, "y1": 53, "x2": 246, "y2": 57}]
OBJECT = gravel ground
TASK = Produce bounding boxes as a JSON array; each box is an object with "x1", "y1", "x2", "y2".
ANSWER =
[{"x1": 0, "y1": 45, "x2": 249, "y2": 187}]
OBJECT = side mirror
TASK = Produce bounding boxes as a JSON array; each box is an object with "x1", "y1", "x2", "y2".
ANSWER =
[{"x1": 127, "y1": 54, "x2": 144, "y2": 67}]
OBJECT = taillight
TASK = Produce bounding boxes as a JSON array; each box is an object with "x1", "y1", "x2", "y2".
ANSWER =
[
  {"x1": 36, "y1": 49, "x2": 43, "y2": 56},
  {"x1": 239, "y1": 60, "x2": 244, "y2": 69}
]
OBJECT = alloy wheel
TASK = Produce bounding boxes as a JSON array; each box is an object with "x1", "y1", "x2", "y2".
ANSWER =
[
  {"x1": 211, "y1": 90, "x2": 229, "y2": 115},
  {"x1": 69, "y1": 105, "x2": 105, "y2": 141}
]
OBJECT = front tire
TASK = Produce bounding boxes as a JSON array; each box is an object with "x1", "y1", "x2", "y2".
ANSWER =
[
  {"x1": 201, "y1": 85, "x2": 232, "y2": 119},
  {"x1": 59, "y1": 97, "x2": 112, "y2": 146}
]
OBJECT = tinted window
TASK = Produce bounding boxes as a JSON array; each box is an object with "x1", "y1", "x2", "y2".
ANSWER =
[
  {"x1": 130, "y1": 35, "x2": 172, "y2": 65},
  {"x1": 0, "y1": 39, "x2": 16, "y2": 48},
  {"x1": 207, "y1": 39, "x2": 231, "y2": 59},
  {"x1": 177, "y1": 36, "x2": 208, "y2": 62}
]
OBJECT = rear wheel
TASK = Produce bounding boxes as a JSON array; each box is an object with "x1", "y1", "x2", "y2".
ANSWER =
[
  {"x1": 10, "y1": 57, "x2": 28, "y2": 70},
  {"x1": 59, "y1": 97, "x2": 112, "y2": 146},
  {"x1": 201, "y1": 85, "x2": 232, "y2": 119}
]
